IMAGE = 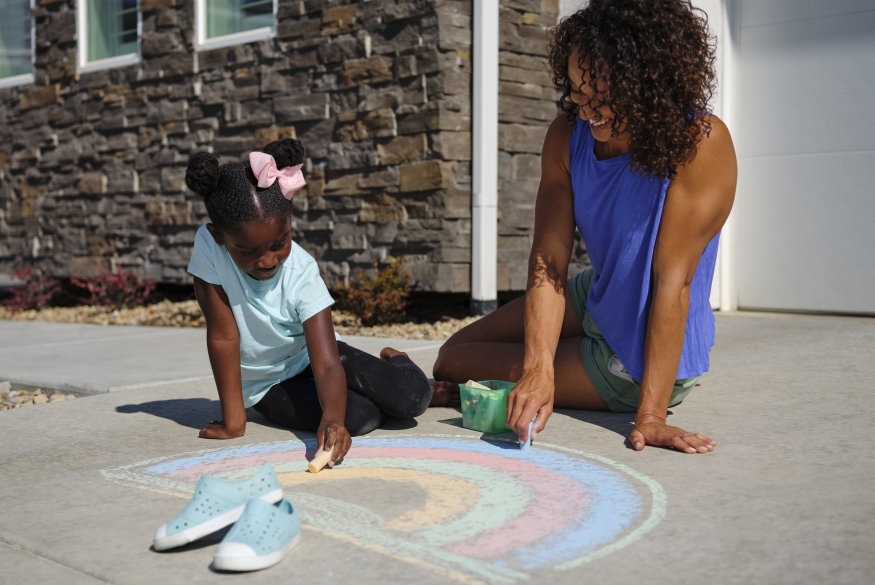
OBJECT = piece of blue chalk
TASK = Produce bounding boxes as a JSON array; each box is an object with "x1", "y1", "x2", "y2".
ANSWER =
[{"x1": 519, "y1": 420, "x2": 533, "y2": 451}]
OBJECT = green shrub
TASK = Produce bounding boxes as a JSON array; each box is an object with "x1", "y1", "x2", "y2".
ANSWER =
[{"x1": 333, "y1": 259, "x2": 413, "y2": 326}]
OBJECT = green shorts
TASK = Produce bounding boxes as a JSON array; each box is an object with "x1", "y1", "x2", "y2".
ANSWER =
[{"x1": 568, "y1": 268, "x2": 698, "y2": 413}]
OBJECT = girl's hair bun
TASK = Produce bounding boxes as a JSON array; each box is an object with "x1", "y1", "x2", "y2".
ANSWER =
[
  {"x1": 262, "y1": 138, "x2": 305, "y2": 169},
  {"x1": 185, "y1": 152, "x2": 220, "y2": 197}
]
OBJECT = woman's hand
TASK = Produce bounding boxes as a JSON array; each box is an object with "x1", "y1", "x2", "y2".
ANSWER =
[
  {"x1": 199, "y1": 419, "x2": 245, "y2": 440},
  {"x1": 316, "y1": 418, "x2": 351, "y2": 467},
  {"x1": 506, "y1": 370, "x2": 555, "y2": 443},
  {"x1": 630, "y1": 419, "x2": 715, "y2": 454}
]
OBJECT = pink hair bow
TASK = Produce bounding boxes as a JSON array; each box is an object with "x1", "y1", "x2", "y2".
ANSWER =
[{"x1": 249, "y1": 151, "x2": 306, "y2": 199}]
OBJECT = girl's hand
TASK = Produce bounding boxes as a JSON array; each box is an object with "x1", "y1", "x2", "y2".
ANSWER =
[
  {"x1": 199, "y1": 419, "x2": 245, "y2": 440},
  {"x1": 506, "y1": 370, "x2": 554, "y2": 444},
  {"x1": 630, "y1": 421, "x2": 716, "y2": 454},
  {"x1": 316, "y1": 419, "x2": 351, "y2": 467}
]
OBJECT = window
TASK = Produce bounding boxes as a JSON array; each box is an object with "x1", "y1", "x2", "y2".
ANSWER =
[
  {"x1": 196, "y1": 0, "x2": 276, "y2": 51},
  {"x1": 78, "y1": 0, "x2": 140, "y2": 72},
  {"x1": 0, "y1": 0, "x2": 34, "y2": 88}
]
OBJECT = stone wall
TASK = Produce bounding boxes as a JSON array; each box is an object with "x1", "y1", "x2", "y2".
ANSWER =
[{"x1": 0, "y1": 0, "x2": 585, "y2": 293}]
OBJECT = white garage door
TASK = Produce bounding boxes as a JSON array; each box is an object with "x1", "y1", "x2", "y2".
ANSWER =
[{"x1": 735, "y1": 1, "x2": 875, "y2": 314}]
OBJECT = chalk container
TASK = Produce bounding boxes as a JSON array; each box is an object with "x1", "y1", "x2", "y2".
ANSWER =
[{"x1": 459, "y1": 380, "x2": 515, "y2": 434}]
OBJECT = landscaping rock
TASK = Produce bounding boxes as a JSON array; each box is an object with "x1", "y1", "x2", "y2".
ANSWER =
[{"x1": 0, "y1": 385, "x2": 73, "y2": 412}]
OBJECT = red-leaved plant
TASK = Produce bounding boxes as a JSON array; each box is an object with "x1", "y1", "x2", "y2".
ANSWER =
[
  {"x1": 332, "y1": 258, "x2": 413, "y2": 326},
  {"x1": 71, "y1": 265, "x2": 156, "y2": 310},
  {"x1": 1, "y1": 268, "x2": 61, "y2": 312}
]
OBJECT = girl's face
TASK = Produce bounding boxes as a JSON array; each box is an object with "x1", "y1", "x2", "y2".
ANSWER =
[
  {"x1": 567, "y1": 47, "x2": 630, "y2": 150},
  {"x1": 207, "y1": 215, "x2": 292, "y2": 280}
]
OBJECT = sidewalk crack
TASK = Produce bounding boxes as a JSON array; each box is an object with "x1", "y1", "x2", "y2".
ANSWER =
[{"x1": 0, "y1": 535, "x2": 115, "y2": 584}]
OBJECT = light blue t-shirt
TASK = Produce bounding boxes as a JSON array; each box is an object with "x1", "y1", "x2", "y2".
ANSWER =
[{"x1": 187, "y1": 224, "x2": 336, "y2": 407}]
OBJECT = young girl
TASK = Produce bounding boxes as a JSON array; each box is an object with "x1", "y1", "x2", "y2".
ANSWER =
[{"x1": 185, "y1": 138, "x2": 450, "y2": 466}]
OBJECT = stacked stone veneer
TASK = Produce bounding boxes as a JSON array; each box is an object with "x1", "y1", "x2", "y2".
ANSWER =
[{"x1": 0, "y1": 0, "x2": 587, "y2": 292}]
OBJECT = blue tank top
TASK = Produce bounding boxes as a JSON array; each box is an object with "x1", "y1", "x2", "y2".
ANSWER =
[{"x1": 569, "y1": 117, "x2": 719, "y2": 380}]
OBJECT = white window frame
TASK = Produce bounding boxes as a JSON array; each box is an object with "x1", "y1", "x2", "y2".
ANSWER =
[
  {"x1": 0, "y1": 0, "x2": 35, "y2": 89},
  {"x1": 77, "y1": 0, "x2": 142, "y2": 74},
  {"x1": 195, "y1": 0, "x2": 277, "y2": 52}
]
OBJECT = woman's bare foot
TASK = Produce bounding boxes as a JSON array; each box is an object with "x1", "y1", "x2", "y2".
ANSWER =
[
  {"x1": 380, "y1": 347, "x2": 408, "y2": 361},
  {"x1": 429, "y1": 380, "x2": 461, "y2": 407}
]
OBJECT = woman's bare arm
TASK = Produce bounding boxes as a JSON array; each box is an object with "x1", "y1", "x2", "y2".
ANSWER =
[
  {"x1": 193, "y1": 276, "x2": 247, "y2": 439},
  {"x1": 631, "y1": 116, "x2": 737, "y2": 453},
  {"x1": 506, "y1": 115, "x2": 578, "y2": 441}
]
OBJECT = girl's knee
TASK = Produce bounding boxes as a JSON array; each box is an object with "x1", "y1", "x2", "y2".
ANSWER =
[
  {"x1": 344, "y1": 398, "x2": 383, "y2": 436},
  {"x1": 346, "y1": 412, "x2": 383, "y2": 436},
  {"x1": 386, "y1": 374, "x2": 432, "y2": 419}
]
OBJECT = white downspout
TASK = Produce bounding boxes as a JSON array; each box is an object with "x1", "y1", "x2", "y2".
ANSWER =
[
  {"x1": 719, "y1": 0, "x2": 739, "y2": 311},
  {"x1": 471, "y1": 0, "x2": 499, "y2": 315}
]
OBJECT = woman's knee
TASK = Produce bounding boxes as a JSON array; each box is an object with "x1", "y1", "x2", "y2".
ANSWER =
[
  {"x1": 434, "y1": 343, "x2": 469, "y2": 382},
  {"x1": 432, "y1": 346, "x2": 454, "y2": 380}
]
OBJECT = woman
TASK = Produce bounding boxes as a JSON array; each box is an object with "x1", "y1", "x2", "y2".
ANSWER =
[{"x1": 433, "y1": 0, "x2": 736, "y2": 454}]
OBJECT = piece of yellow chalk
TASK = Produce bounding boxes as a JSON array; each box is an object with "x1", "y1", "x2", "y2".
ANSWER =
[
  {"x1": 308, "y1": 446, "x2": 335, "y2": 474},
  {"x1": 465, "y1": 380, "x2": 490, "y2": 390}
]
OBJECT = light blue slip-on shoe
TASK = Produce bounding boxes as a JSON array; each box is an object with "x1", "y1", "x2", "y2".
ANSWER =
[
  {"x1": 153, "y1": 462, "x2": 282, "y2": 551},
  {"x1": 212, "y1": 499, "x2": 301, "y2": 572}
]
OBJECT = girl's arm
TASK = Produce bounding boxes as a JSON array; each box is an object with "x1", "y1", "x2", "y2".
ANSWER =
[
  {"x1": 506, "y1": 116, "x2": 577, "y2": 440},
  {"x1": 302, "y1": 307, "x2": 352, "y2": 466},
  {"x1": 193, "y1": 276, "x2": 247, "y2": 439},
  {"x1": 631, "y1": 116, "x2": 737, "y2": 453}
]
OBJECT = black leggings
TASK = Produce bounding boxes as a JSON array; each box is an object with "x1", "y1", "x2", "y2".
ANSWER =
[{"x1": 252, "y1": 341, "x2": 432, "y2": 436}]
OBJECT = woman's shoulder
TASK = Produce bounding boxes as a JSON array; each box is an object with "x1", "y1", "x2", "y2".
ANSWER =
[
  {"x1": 677, "y1": 115, "x2": 736, "y2": 185},
  {"x1": 665, "y1": 115, "x2": 737, "y2": 224},
  {"x1": 545, "y1": 114, "x2": 578, "y2": 148},
  {"x1": 542, "y1": 114, "x2": 579, "y2": 171}
]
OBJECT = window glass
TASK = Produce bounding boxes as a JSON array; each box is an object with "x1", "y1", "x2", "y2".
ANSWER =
[
  {"x1": 0, "y1": 0, "x2": 32, "y2": 79},
  {"x1": 86, "y1": 0, "x2": 138, "y2": 63},
  {"x1": 206, "y1": 0, "x2": 273, "y2": 40}
]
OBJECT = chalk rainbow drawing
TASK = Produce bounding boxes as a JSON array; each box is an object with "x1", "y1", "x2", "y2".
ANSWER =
[{"x1": 102, "y1": 434, "x2": 665, "y2": 584}]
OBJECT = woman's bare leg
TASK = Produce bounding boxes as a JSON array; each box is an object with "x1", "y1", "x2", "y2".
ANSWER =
[{"x1": 433, "y1": 294, "x2": 609, "y2": 411}]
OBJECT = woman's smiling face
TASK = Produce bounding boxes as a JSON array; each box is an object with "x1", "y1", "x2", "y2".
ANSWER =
[
  {"x1": 207, "y1": 215, "x2": 292, "y2": 281},
  {"x1": 567, "y1": 47, "x2": 630, "y2": 150}
]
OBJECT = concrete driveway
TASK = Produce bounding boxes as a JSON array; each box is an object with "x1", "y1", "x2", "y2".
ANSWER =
[{"x1": 0, "y1": 312, "x2": 873, "y2": 584}]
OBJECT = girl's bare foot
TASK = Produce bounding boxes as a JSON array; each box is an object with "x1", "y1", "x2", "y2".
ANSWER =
[
  {"x1": 429, "y1": 380, "x2": 461, "y2": 407},
  {"x1": 380, "y1": 347, "x2": 408, "y2": 361}
]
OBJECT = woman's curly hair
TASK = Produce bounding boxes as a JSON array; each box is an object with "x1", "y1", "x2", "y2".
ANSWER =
[{"x1": 549, "y1": 0, "x2": 717, "y2": 179}]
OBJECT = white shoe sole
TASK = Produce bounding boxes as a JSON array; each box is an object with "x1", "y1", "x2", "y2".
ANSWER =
[
  {"x1": 212, "y1": 533, "x2": 301, "y2": 572},
  {"x1": 153, "y1": 488, "x2": 283, "y2": 551}
]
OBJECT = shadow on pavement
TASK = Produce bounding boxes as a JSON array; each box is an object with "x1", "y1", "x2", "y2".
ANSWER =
[
  {"x1": 116, "y1": 398, "x2": 421, "y2": 456},
  {"x1": 116, "y1": 398, "x2": 221, "y2": 430},
  {"x1": 150, "y1": 526, "x2": 232, "y2": 554},
  {"x1": 555, "y1": 408, "x2": 675, "y2": 450},
  {"x1": 555, "y1": 408, "x2": 637, "y2": 438},
  {"x1": 380, "y1": 417, "x2": 419, "y2": 431}
]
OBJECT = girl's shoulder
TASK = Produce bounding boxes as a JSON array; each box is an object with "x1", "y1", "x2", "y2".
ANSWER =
[
  {"x1": 279, "y1": 242, "x2": 323, "y2": 291},
  {"x1": 286, "y1": 240, "x2": 318, "y2": 271},
  {"x1": 194, "y1": 223, "x2": 218, "y2": 251},
  {"x1": 188, "y1": 223, "x2": 228, "y2": 287}
]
